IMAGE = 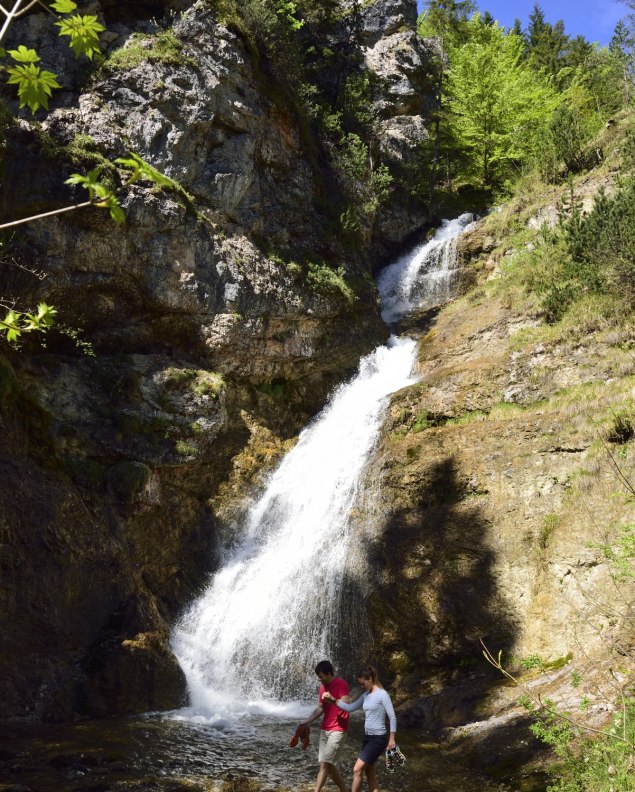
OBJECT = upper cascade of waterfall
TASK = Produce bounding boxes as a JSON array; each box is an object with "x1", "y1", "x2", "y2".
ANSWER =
[
  {"x1": 170, "y1": 216, "x2": 473, "y2": 723},
  {"x1": 377, "y1": 213, "x2": 474, "y2": 324}
]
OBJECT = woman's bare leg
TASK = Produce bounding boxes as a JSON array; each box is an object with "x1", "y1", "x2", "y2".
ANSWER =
[
  {"x1": 351, "y1": 758, "x2": 367, "y2": 792},
  {"x1": 364, "y1": 764, "x2": 379, "y2": 792}
]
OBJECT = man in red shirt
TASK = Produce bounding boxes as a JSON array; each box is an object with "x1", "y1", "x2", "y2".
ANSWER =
[{"x1": 298, "y1": 660, "x2": 350, "y2": 792}]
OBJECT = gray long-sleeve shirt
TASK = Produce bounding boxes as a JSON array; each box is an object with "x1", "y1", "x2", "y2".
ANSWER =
[{"x1": 336, "y1": 688, "x2": 397, "y2": 735}]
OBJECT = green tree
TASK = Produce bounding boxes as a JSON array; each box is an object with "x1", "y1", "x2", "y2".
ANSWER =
[
  {"x1": 416, "y1": 1, "x2": 477, "y2": 206},
  {"x1": 526, "y1": 3, "x2": 569, "y2": 77},
  {"x1": 446, "y1": 16, "x2": 557, "y2": 188},
  {"x1": 581, "y1": 46, "x2": 627, "y2": 118},
  {"x1": 564, "y1": 180, "x2": 635, "y2": 300},
  {"x1": 417, "y1": 0, "x2": 476, "y2": 48},
  {"x1": 610, "y1": 19, "x2": 635, "y2": 104},
  {"x1": 510, "y1": 18, "x2": 524, "y2": 40}
]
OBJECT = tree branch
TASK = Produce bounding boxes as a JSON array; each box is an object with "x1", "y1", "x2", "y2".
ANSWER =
[{"x1": 0, "y1": 200, "x2": 93, "y2": 230}]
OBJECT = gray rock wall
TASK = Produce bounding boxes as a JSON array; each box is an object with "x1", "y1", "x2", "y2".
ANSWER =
[{"x1": 0, "y1": 0, "x2": 434, "y2": 720}]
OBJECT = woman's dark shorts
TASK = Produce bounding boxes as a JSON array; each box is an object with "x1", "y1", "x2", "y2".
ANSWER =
[{"x1": 359, "y1": 732, "x2": 389, "y2": 765}]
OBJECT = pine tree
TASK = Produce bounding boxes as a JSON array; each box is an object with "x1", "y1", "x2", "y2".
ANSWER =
[
  {"x1": 526, "y1": 3, "x2": 568, "y2": 77},
  {"x1": 417, "y1": 0, "x2": 476, "y2": 48},
  {"x1": 511, "y1": 18, "x2": 524, "y2": 38},
  {"x1": 610, "y1": 18, "x2": 635, "y2": 104}
]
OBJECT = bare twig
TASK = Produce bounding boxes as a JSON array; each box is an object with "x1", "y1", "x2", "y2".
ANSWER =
[{"x1": 0, "y1": 200, "x2": 93, "y2": 230}]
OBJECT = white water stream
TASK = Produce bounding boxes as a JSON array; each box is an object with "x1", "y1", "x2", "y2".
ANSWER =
[
  {"x1": 170, "y1": 215, "x2": 472, "y2": 723},
  {"x1": 378, "y1": 213, "x2": 474, "y2": 324}
]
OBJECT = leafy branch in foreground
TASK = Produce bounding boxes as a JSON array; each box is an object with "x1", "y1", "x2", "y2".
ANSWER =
[
  {"x1": 0, "y1": 150, "x2": 186, "y2": 343},
  {"x1": 0, "y1": 152, "x2": 189, "y2": 232},
  {"x1": 114, "y1": 152, "x2": 195, "y2": 202},
  {"x1": 0, "y1": 301, "x2": 57, "y2": 342},
  {"x1": 3, "y1": 45, "x2": 60, "y2": 112},
  {"x1": 0, "y1": 0, "x2": 105, "y2": 114},
  {"x1": 64, "y1": 169, "x2": 125, "y2": 224},
  {"x1": 54, "y1": 4, "x2": 104, "y2": 60}
]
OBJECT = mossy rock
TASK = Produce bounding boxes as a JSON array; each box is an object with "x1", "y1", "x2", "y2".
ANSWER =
[
  {"x1": 108, "y1": 461, "x2": 151, "y2": 501},
  {"x1": 163, "y1": 367, "x2": 224, "y2": 399},
  {"x1": 62, "y1": 455, "x2": 107, "y2": 489},
  {"x1": 221, "y1": 781, "x2": 262, "y2": 792}
]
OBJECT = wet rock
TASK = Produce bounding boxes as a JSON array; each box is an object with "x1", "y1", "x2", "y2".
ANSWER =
[
  {"x1": 79, "y1": 629, "x2": 187, "y2": 717},
  {"x1": 220, "y1": 781, "x2": 262, "y2": 792}
]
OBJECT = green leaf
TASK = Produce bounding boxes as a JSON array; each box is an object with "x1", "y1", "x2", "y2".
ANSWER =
[
  {"x1": 65, "y1": 168, "x2": 101, "y2": 200},
  {"x1": 36, "y1": 303, "x2": 58, "y2": 325},
  {"x1": 4, "y1": 309, "x2": 18, "y2": 328},
  {"x1": 7, "y1": 45, "x2": 40, "y2": 64},
  {"x1": 50, "y1": 0, "x2": 78, "y2": 12},
  {"x1": 115, "y1": 152, "x2": 180, "y2": 189},
  {"x1": 106, "y1": 196, "x2": 125, "y2": 224},
  {"x1": 1, "y1": 302, "x2": 57, "y2": 343},
  {"x1": 55, "y1": 14, "x2": 105, "y2": 60},
  {"x1": 65, "y1": 170, "x2": 125, "y2": 223},
  {"x1": 64, "y1": 173, "x2": 88, "y2": 186},
  {"x1": 6, "y1": 64, "x2": 61, "y2": 113}
]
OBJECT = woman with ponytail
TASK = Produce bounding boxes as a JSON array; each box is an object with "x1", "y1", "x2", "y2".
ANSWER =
[{"x1": 322, "y1": 666, "x2": 396, "y2": 792}]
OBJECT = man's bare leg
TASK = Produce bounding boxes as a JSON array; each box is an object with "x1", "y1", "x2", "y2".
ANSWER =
[
  {"x1": 328, "y1": 763, "x2": 347, "y2": 792},
  {"x1": 315, "y1": 761, "x2": 337, "y2": 792}
]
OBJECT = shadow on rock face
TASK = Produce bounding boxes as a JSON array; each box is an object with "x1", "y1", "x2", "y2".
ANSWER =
[{"x1": 362, "y1": 456, "x2": 518, "y2": 730}]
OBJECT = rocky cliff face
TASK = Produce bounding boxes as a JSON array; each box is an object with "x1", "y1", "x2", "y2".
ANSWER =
[
  {"x1": 351, "y1": 207, "x2": 635, "y2": 780},
  {"x1": 0, "y1": 0, "x2": 434, "y2": 720},
  {"x1": 362, "y1": 0, "x2": 437, "y2": 261}
]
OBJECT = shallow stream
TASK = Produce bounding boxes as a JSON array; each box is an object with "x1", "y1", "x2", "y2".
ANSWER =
[{"x1": 0, "y1": 713, "x2": 528, "y2": 792}]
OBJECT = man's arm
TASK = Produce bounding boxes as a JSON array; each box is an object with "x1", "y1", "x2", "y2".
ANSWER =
[{"x1": 299, "y1": 704, "x2": 323, "y2": 727}]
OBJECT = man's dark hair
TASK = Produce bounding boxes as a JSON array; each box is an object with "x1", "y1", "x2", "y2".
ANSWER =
[{"x1": 315, "y1": 660, "x2": 334, "y2": 675}]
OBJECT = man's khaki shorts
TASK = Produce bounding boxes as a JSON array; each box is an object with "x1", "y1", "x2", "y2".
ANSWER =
[{"x1": 318, "y1": 729, "x2": 347, "y2": 764}]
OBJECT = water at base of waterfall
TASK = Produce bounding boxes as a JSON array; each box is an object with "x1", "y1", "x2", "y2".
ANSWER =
[{"x1": 0, "y1": 716, "x2": 546, "y2": 792}]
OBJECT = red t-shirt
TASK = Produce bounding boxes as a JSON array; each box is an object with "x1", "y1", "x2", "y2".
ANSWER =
[{"x1": 319, "y1": 677, "x2": 350, "y2": 732}]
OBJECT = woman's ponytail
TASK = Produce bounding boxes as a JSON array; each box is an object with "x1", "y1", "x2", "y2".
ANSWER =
[{"x1": 357, "y1": 665, "x2": 383, "y2": 689}]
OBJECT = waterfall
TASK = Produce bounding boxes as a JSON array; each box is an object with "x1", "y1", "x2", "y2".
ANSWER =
[
  {"x1": 170, "y1": 216, "x2": 470, "y2": 719},
  {"x1": 377, "y1": 213, "x2": 474, "y2": 324}
]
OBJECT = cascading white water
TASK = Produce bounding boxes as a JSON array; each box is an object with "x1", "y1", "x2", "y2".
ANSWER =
[
  {"x1": 171, "y1": 337, "x2": 418, "y2": 716},
  {"x1": 378, "y1": 213, "x2": 474, "y2": 324},
  {"x1": 171, "y1": 216, "x2": 470, "y2": 721}
]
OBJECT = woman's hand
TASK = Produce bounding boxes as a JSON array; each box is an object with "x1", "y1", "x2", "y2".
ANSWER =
[
  {"x1": 322, "y1": 691, "x2": 335, "y2": 703},
  {"x1": 388, "y1": 732, "x2": 396, "y2": 751}
]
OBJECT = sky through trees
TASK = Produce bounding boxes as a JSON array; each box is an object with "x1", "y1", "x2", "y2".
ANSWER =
[{"x1": 416, "y1": 0, "x2": 624, "y2": 45}]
